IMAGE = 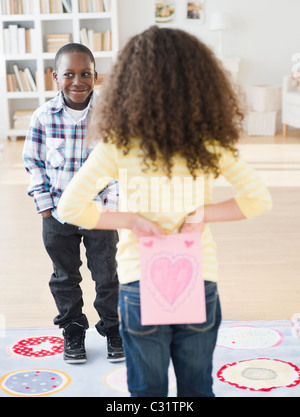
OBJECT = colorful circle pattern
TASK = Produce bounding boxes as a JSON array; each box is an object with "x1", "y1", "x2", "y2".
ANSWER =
[
  {"x1": 217, "y1": 326, "x2": 283, "y2": 350},
  {"x1": 103, "y1": 365, "x2": 176, "y2": 394},
  {"x1": 217, "y1": 358, "x2": 300, "y2": 392},
  {"x1": 9, "y1": 336, "x2": 64, "y2": 358},
  {"x1": 0, "y1": 369, "x2": 71, "y2": 397}
]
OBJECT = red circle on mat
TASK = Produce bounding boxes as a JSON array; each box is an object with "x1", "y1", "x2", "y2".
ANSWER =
[
  {"x1": 9, "y1": 336, "x2": 64, "y2": 358},
  {"x1": 217, "y1": 358, "x2": 300, "y2": 392}
]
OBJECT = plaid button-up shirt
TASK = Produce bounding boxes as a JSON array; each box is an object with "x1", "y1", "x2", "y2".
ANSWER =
[{"x1": 23, "y1": 91, "x2": 118, "y2": 223}]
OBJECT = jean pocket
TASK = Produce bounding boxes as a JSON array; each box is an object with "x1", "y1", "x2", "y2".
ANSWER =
[
  {"x1": 187, "y1": 282, "x2": 219, "y2": 332},
  {"x1": 123, "y1": 295, "x2": 158, "y2": 336}
]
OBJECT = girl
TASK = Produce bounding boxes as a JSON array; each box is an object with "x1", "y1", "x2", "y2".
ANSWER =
[{"x1": 58, "y1": 26, "x2": 272, "y2": 396}]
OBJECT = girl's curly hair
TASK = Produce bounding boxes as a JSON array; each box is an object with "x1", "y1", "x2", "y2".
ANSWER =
[{"x1": 87, "y1": 25, "x2": 244, "y2": 178}]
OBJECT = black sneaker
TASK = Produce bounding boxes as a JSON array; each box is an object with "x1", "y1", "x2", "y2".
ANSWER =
[
  {"x1": 106, "y1": 325, "x2": 125, "y2": 363},
  {"x1": 63, "y1": 323, "x2": 87, "y2": 364}
]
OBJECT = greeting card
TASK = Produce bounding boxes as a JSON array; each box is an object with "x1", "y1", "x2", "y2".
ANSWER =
[{"x1": 139, "y1": 233, "x2": 206, "y2": 325}]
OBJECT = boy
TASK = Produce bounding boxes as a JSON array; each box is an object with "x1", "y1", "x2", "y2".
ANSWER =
[{"x1": 23, "y1": 43, "x2": 124, "y2": 364}]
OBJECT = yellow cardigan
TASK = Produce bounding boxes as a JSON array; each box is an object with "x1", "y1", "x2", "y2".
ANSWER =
[{"x1": 58, "y1": 140, "x2": 272, "y2": 284}]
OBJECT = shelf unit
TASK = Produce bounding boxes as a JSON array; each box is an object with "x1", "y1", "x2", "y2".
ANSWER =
[{"x1": 0, "y1": 0, "x2": 119, "y2": 140}]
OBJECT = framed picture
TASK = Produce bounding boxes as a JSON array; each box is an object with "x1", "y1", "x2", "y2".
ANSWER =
[
  {"x1": 186, "y1": 1, "x2": 205, "y2": 24},
  {"x1": 155, "y1": 1, "x2": 176, "y2": 24}
]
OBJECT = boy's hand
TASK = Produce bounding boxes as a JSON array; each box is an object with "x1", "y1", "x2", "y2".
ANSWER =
[{"x1": 40, "y1": 209, "x2": 52, "y2": 218}]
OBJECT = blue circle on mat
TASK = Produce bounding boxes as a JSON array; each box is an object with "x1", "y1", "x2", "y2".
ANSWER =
[{"x1": 1, "y1": 369, "x2": 71, "y2": 396}]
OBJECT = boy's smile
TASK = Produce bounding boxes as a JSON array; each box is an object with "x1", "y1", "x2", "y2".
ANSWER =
[{"x1": 53, "y1": 51, "x2": 97, "y2": 110}]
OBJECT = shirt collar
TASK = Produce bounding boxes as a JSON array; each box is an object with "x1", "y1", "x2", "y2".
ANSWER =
[{"x1": 48, "y1": 90, "x2": 97, "y2": 115}]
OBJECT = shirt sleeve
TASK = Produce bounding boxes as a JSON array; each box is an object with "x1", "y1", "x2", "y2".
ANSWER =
[
  {"x1": 98, "y1": 180, "x2": 119, "y2": 210},
  {"x1": 217, "y1": 146, "x2": 272, "y2": 218},
  {"x1": 57, "y1": 141, "x2": 119, "y2": 229},
  {"x1": 22, "y1": 112, "x2": 54, "y2": 213}
]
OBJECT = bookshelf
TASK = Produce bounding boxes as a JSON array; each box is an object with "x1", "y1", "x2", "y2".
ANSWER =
[{"x1": 0, "y1": 0, "x2": 118, "y2": 140}]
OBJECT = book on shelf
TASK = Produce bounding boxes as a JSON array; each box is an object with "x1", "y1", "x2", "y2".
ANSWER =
[
  {"x1": 6, "y1": 73, "x2": 19, "y2": 92},
  {"x1": 80, "y1": 28, "x2": 112, "y2": 51},
  {"x1": 61, "y1": 0, "x2": 72, "y2": 13},
  {"x1": 24, "y1": 68, "x2": 37, "y2": 91},
  {"x1": 20, "y1": 70, "x2": 32, "y2": 92},
  {"x1": 8, "y1": 65, "x2": 37, "y2": 92},
  {"x1": 94, "y1": 74, "x2": 105, "y2": 91},
  {"x1": 13, "y1": 64, "x2": 24, "y2": 92},
  {"x1": 47, "y1": 33, "x2": 72, "y2": 53},
  {"x1": 79, "y1": 0, "x2": 111, "y2": 13},
  {"x1": 8, "y1": 25, "x2": 18, "y2": 54},
  {"x1": 1, "y1": 0, "x2": 34, "y2": 14},
  {"x1": 13, "y1": 109, "x2": 35, "y2": 130},
  {"x1": 40, "y1": 0, "x2": 49, "y2": 13},
  {"x1": 18, "y1": 27, "x2": 26, "y2": 55},
  {"x1": 45, "y1": 67, "x2": 60, "y2": 91},
  {"x1": 50, "y1": 0, "x2": 63, "y2": 13},
  {"x1": 3, "y1": 25, "x2": 36, "y2": 55},
  {"x1": 40, "y1": 0, "x2": 72, "y2": 13},
  {"x1": 103, "y1": 29, "x2": 112, "y2": 51},
  {"x1": 103, "y1": 0, "x2": 110, "y2": 12}
]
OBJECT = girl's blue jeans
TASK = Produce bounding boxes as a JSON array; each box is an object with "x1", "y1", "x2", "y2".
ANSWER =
[{"x1": 119, "y1": 280, "x2": 221, "y2": 397}]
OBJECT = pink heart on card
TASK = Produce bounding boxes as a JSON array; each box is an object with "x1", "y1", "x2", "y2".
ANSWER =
[
  {"x1": 143, "y1": 241, "x2": 153, "y2": 248},
  {"x1": 150, "y1": 257, "x2": 193, "y2": 305},
  {"x1": 184, "y1": 240, "x2": 194, "y2": 248}
]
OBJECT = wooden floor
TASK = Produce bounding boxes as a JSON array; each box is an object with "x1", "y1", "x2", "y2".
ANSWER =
[{"x1": 0, "y1": 130, "x2": 300, "y2": 328}]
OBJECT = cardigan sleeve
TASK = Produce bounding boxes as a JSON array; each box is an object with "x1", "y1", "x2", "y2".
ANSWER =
[
  {"x1": 217, "y1": 146, "x2": 272, "y2": 218},
  {"x1": 57, "y1": 141, "x2": 119, "y2": 229}
]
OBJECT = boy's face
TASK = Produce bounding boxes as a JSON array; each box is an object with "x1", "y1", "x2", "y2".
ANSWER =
[{"x1": 53, "y1": 51, "x2": 97, "y2": 110}]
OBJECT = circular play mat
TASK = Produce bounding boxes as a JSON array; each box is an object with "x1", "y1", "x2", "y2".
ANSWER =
[
  {"x1": 0, "y1": 369, "x2": 71, "y2": 397},
  {"x1": 103, "y1": 365, "x2": 176, "y2": 394},
  {"x1": 217, "y1": 358, "x2": 300, "y2": 392},
  {"x1": 8, "y1": 336, "x2": 64, "y2": 358},
  {"x1": 217, "y1": 326, "x2": 283, "y2": 350}
]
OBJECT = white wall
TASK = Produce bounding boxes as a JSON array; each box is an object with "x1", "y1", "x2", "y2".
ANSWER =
[
  {"x1": 2, "y1": 0, "x2": 300, "y2": 139},
  {"x1": 117, "y1": 0, "x2": 300, "y2": 88}
]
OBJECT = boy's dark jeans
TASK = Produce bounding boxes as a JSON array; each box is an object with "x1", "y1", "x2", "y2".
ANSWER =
[{"x1": 42, "y1": 215, "x2": 119, "y2": 336}]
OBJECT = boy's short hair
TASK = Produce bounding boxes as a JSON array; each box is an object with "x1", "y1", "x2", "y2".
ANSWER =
[{"x1": 54, "y1": 43, "x2": 96, "y2": 70}]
